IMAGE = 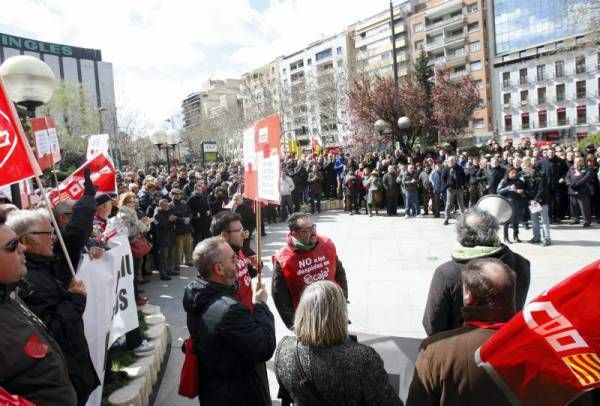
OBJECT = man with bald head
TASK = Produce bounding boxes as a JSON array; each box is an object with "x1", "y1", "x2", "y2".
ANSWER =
[
  {"x1": 422, "y1": 208, "x2": 530, "y2": 336},
  {"x1": 408, "y1": 258, "x2": 516, "y2": 405}
]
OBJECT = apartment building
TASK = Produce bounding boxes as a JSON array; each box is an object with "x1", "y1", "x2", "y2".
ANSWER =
[
  {"x1": 349, "y1": 1, "x2": 414, "y2": 80},
  {"x1": 240, "y1": 57, "x2": 282, "y2": 123},
  {"x1": 489, "y1": 0, "x2": 599, "y2": 144},
  {"x1": 409, "y1": 0, "x2": 494, "y2": 143},
  {"x1": 181, "y1": 78, "x2": 242, "y2": 131},
  {"x1": 279, "y1": 31, "x2": 352, "y2": 150}
]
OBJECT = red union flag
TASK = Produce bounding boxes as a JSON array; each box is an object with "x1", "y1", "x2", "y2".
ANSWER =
[
  {"x1": 476, "y1": 260, "x2": 600, "y2": 405},
  {"x1": 47, "y1": 153, "x2": 115, "y2": 206},
  {"x1": 0, "y1": 78, "x2": 41, "y2": 187}
]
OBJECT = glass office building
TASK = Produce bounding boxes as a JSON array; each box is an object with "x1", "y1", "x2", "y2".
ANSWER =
[{"x1": 494, "y1": 0, "x2": 589, "y2": 55}]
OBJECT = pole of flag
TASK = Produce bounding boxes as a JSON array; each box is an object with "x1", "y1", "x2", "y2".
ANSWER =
[{"x1": 255, "y1": 200, "x2": 262, "y2": 286}]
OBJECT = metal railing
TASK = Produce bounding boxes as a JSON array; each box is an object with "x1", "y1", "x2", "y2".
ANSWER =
[{"x1": 425, "y1": 14, "x2": 464, "y2": 32}]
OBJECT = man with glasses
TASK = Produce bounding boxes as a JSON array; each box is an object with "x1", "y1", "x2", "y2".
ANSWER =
[
  {"x1": 210, "y1": 211, "x2": 258, "y2": 312},
  {"x1": 6, "y1": 209, "x2": 99, "y2": 405},
  {"x1": 0, "y1": 212, "x2": 79, "y2": 404},
  {"x1": 272, "y1": 212, "x2": 348, "y2": 329}
]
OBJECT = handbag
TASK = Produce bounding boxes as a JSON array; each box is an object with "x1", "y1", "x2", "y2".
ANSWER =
[
  {"x1": 130, "y1": 235, "x2": 152, "y2": 258},
  {"x1": 178, "y1": 337, "x2": 200, "y2": 398},
  {"x1": 295, "y1": 341, "x2": 331, "y2": 406}
]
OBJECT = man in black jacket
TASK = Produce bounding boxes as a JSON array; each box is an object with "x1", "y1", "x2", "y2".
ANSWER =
[
  {"x1": 183, "y1": 237, "x2": 275, "y2": 406},
  {"x1": 441, "y1": 156, "x2": 466, "y2": 225},
  {"x1": 169, "y1": 188, "x2": 193, "y2": 270},
  {"x1": 0, "y1": 213, "x2": 77, "y2": 405},
  {"x1": 538, "y1": 148, "x2": 569, "y2": 222},
  {"x1": 188, "y1": 182, "x2": 211, "y2": 247},
  {"x1": 422, "y1": 208, "x2": 530, "y2": 337},
  {"x1": 7, "y1": 209, "x2": 99, "y2": 406},
  {"x1": 484, "y1": 156, "x2": 506, "y2": 196}
]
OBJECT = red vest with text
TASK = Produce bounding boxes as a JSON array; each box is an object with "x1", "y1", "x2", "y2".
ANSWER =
[
  {"x1": 275, "y1": 235, "x2": 337, "y2": 309},
  {"x1": 234, "y1": 249, "x2": 254, "y2": 313}
]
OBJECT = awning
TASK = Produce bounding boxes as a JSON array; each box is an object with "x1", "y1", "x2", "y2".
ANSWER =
[
  {"x1": 521, "y1": 112, "x2": 529, "y2": 117},
  {"x1": 538, "y1": 110, "x2": 547, "y2": 115},
  {"x1": 577, "y1": 132, "x2": 588, "y2": 138},
  {"x1": 576, "y1": 105, "x2": 587, "y2": 110},
  {"x1": 557, "y1": 107, "x2": 566, "y2": 112}
]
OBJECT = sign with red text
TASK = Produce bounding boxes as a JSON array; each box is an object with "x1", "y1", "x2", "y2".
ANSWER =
[
  {"x1": 476, "y1": 260, "x2": 600, "y2": 405},
  {"x1": 243, "y1": 114, "x2": 281, "y2": 204},
  {"x1": 47, "y1": 153, "x2": 115, "y2": 206},
  {"x1": 0, "y1": 78, "x2": 41, "y2": 187}
]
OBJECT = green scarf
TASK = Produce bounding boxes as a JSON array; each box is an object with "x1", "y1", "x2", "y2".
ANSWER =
[{"x1": 292, "y1": 236, "x2": 316, "y2": 251}]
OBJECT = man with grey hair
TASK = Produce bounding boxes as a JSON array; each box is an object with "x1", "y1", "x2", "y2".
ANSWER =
[
  {"x1": 183, "y1": 236, "x2": 276, "y2": 406},
  {"x1": 408, "y1": 258, "x2": 516, "y2": 405},
  {"x1": 422, "y1": 208, "x2": 530, "y2": 336}
]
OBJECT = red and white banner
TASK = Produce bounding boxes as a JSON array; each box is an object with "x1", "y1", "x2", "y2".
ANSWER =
[
  {"x1": 243, "y1": 114, "x2": 281, "y2": 204},
  {"x1": 30, "y1": 116, "x2": 61, "y2": 170},
  {"x1": 0, "y1": 78, "x2": 41, "y2": 188},
  {"x1": 476, "y1": 260, "x2": 600, "y2": 405},
  {"x1": 47, "y1": 153, "x2": 115, "y2": 206}
]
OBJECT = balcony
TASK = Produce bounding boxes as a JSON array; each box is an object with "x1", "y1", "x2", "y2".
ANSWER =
[
  {"x1": 557, "y1": 118, "x2": 569, "y2": 126},
  {"x1": 445, "y1": 53, "x2": 466, "y2": 67},
  {"x1": 575, "y1": 91, "x2": 588, "y2": 100},
  {"x1": 425, "y1": 14, "x2": 464, "y2": 33},
  {"x1": 503, "y1": 102, "x2": 512, "y2": 110},
  {"x1": 444, "y1": 32, "x2": 465, "y2": 47},
  {"x1": 425, "y1": 39, "x2": 444, "y2": 52},
  {"x1": 502, "y1": 80, "x2": 514, "y2": 89},
  {"x1": 520, "y1": 100, "x2": 529, "y2": 107},
  {"x1": 449, "y1": 70, "x2": 468, "y2": 79}
]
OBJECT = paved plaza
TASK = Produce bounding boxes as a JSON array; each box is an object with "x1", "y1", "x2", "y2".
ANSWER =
[{"x1": 147, "y1": 210, "x2": 599, "y2": 404}]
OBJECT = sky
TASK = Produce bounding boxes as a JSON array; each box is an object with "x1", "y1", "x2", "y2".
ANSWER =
[{"x1": 0, "y1": 0, "x2": 387, "y2": 129}]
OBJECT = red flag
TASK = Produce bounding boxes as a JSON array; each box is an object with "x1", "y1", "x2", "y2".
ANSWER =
[
  {"x1": 0, "y1": 78, "x2": 41, "y2": 187},
  {"x1": 47, "y1": 153, "x2": 115, "y2": 206},
  {"x1": 476, "y1": 260, "x2": 600, "y2": 405}
]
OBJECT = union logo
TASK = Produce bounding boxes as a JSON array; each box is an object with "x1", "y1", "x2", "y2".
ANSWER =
[{"x1": 0, "y1": 109, "x2": 17, "y2": 170}]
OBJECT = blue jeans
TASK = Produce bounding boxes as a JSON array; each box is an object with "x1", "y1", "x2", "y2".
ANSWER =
[
  {"x1": 531, "y1": 204, "x2": 551, "y2": 241},
  {"x1": 405, "y1": 191, "x2": 420, "y2": 216},
  {"x1": 310, "y1": 193, "x2": 321, "y2": 213}
]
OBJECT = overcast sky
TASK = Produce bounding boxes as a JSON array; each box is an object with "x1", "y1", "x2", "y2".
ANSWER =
[{"x1": 1, "y1": 0, "x2": 387, "y2": 128}]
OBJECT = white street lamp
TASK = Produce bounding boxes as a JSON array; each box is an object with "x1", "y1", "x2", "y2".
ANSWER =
[
  {"x1": 166, "y1": 128, "x2": 181, "y2": 145},
  {"x1": 374, "y1": 119, "x2": 389, "y2": 134},
  {"x1": 150, "y1": 127, "x2": 167, "y2": 146},
  {"x1": 0, "y1": 55, "x2": 57, "y2": 115},
  {"x1": 397, "y1": 116, "x2": 411, "y2": 130}
]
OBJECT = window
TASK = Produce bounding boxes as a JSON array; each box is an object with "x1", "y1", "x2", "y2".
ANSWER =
[
  {"x1": 467, "y1": 22, "x2": 479, "y2": 33},
  {"x1": 504, "y1": 115, "x2": 512, "y2": 131},
  {"x1": 283, "y1": 68, "x2": 287, "y2": 75},
  {"x1": 537, "y1": 87, "x2": 546, "y2": 104},
  {"x1": 467, "y1": 3, "x2": 478, "y2": 14},
  {"x1": 519, "y1": 50, "x2": 527, "y2": 58},
  {"x1": 337, "y1": 59, "x2": 344, "y2": 67},
  {"x1": 520, "y1": 90, "x2": 528, "y2": 106},
  {"x1": 336, "y1": 46, "x2": 342, "y2": 55},
  {"x1": 538, "y1": 111, "x2": 548, "y2": 128},
  {"x1": 415, "y1": 40, "x2": 424, "y2": 50},
  {"x1": 556, "y1": 84, "x2": 565, "y2": 102},
  {"x1": 576, "y1": 56, "x2": 586, "y2": 74},
  {"x1": 315, "y1": 48, "x2": 332, "y2": 61},
  {"x1": 475, "y1": 79, "x2": 483, "y2": 89},
  {"x1": 469, "y1": 41, "x2": 481, "y2": 52},
  {"x1": 414, "y1": 22, "x2": 423, "y2": 32},
  {"x1": 521, "y1": 113, "x2": 530, "y2": 129},
  {"x1": 307, "y1": 58, "x2": 312, "y2": 65},
  {"x1": 556, "y1": 40, "x2": 564, "y2": 49},
  {"x1": 519, "y1": 68, "x2": 528, "y2": 85},
  {"x1": 503, "y1": 93, "x2": 511, "y2": 107},
  {"x1": 470, "y1": 60, "x2": 482, "y2": 71},
  {"x1": 557, "y1": 109, "x2": 567, "y2": 125},
  {"x1": 290, "y1": 59, "x2": 304, "y2": 70},
  {"x1": 555, "y1": 60, "x2": 564, "y2": 78},
  {"x1": 476, "y1": 99, "x2": 485, "y2": 109},
  {"x1": 577, "y1": 105, "x2": 587, "y2": 124},
  {"x1": 576, "y1": 36, "x2": 585, "y2": 45},
  {"x1": 473, "y1": 118, "x2": 485, "y2": 128},
  {"x1": 536, "y1": 65, "x2": 545, "y2": 81},
  {"x1": 537, "y1": 46, "x2": 545, "y2": 54},
  {"x1": 502, "y1": 72, "x2": 511, "y2": 87},
  {"x1": 576, "y1": 80, "x2": 586, "y2": 98}
]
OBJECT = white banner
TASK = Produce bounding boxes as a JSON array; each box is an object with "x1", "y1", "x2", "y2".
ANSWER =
[
  {"x1": 86, "y1": 134, "x2": 110, "y2": 160},
  {"x1": 80, "y1": 235, "x2": 138, "y2": 406}
]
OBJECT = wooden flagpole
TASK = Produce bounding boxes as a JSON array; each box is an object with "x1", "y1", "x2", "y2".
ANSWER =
[{"x1": 255, "y1": 199, "x2": 262, "y2": 286}]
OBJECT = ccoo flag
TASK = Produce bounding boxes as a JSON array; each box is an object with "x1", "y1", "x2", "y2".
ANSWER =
[
  {"x1": 0, "y1": 77, "x2": 41, "y2": 188},
  {"x1": 476, "y1": 259, "x2": 600, "y2": 405}
]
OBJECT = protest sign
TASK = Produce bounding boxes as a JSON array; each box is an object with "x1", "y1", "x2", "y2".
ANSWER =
[
  {"x1": 86, "y1": 134, "x2": 110, "y2": 160},
  {"x1": 243, "y1": 114, "x2": 281, "y2": 204},
  {"x1": 0, "y1": 77, "x2": 41, "y2": 188},
  {"x1": 80, "y1": 235, "x2": 138, "y2": 406},
  {"x1": 47, "y1": 153, "x2": 115, "y2": 206},
  {"x1": 476, "y1": 260, "x2": 600, "y2": 405},
  {"x1": 30, "y1": 116, "x2": 61, "y2": 170}
]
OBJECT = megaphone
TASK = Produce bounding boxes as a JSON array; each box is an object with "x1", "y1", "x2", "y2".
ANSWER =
[{"x1": 475, "y1": 194, "x2": 513, "y2": 225}]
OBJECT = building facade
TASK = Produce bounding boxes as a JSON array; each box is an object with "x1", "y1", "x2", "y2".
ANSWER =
[
  {"x1": 489, "y1": 1, "x2": 599, "y2": 144},
  {"x1": 0, "y1": 32, "x2": 117, "y2": 133},
  {"x1": 349, "y1": 1, "x2": 413, "y2": 80},
  {"x1": 240, "y1": 58, "x2": 282, "y2": 124},
  {"x1": 181, "y1": 78, "x2": 242, "y2": 131},
  {"x1": 409, "y1": 0, "x2": 494, "y2": 143},
  {"x1": 279, "y1": 31, "x2": 352, "y2": 150}
]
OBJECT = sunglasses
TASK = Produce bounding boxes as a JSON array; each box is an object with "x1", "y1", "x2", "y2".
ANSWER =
[{"x1": 2, "y1": 238, "x2": 19, "y2": 253}]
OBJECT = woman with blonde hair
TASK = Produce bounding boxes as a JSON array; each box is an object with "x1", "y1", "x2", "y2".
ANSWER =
[{"x1": 275, "y1": 281, "x2": 401, "y2": 406}]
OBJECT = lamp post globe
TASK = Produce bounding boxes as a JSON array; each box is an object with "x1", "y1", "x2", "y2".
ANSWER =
[
  {"x1": 397, "y1": 116, "x2": 411, "y2": 130},
  {"x1": 166, "y1": 128, "x2": 181, "y2": 145},
  {"x1": 374, "y1": 119, "x2": 389, "y2": 134},
  {"x1": 150, "y1": 127, "x2": 167, "y2": 146},
  {"x1": 0, "y1": 55, "x2": 57, "y2": 115}
]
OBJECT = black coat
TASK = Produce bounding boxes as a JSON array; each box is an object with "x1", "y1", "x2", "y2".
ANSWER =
[
  {"x1": 152, "y1": 209, "x2": 176, "y2": 247},
  {"x1": 422, "y1": 244, "x2": 530, "y2": 336},
  {"x1": 485, "y1": 166, "x2": 506, "y2": 195},
  {"x1": 21, "y1": 254, "x2": 99, "y2": 405},
  {"x1": 525, "y1": 168, "x2": 550, "y2": 205},
  {"x1": 235, "y1": 202, "x2": 256, "y2": 236},
  {"x1": 187, "y1": 192, "x2": 211, "y2": 232},
  {"x1": 169, "y1": 199, "x2": 193, "y2": 235},
  {"x1": 441, "y1": 164, "x2": 466, "y2": 190},
  {"x1": 565, "y1": 166, "x2": 594, "y2": 196},
  {"x1": 183, "y1": 278, "x2": 276, "y2": 406},
  {"x1": 0, "y1": 284, "x2": 77, "y2": 405}
]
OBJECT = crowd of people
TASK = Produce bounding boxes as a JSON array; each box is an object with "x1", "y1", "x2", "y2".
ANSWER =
[{"x1": 0, "y1": 138, "x2": 598, "y2": 405}]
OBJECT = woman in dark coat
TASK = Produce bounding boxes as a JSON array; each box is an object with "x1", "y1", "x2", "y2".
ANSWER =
[
  {"x1": 565, "y1": 156, "x2": 594, "y2": 227},
  {"x1": 275, "y1": 281, "x2": 401, "y2": 406},
  {"x1": 497, "y1": 167, "x2": 527, "y2": 243}
]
